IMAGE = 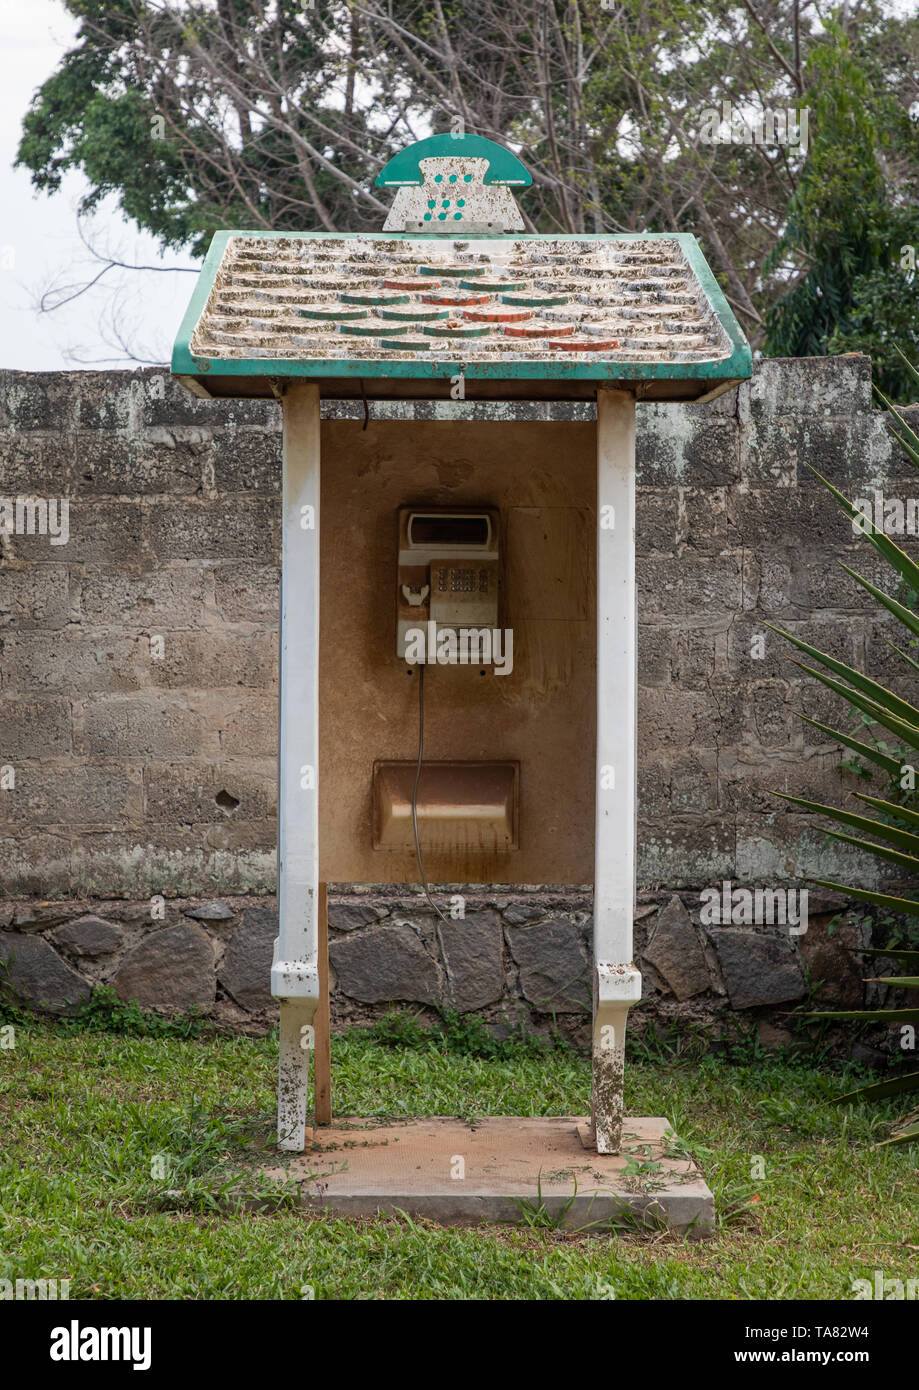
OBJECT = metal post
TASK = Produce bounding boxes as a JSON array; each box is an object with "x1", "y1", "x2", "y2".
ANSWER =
[
  {"x1": 272, "y1": 382, "x2": 321, "y2": 1150},
  {"x1": 592, "y1": 388, "x2": 642, "y2": 1154}
]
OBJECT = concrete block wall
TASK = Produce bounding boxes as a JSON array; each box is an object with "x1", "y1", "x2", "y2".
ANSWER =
[
  {"x1": 0, "y1": 356, "x2": 916, "y2": 1047},
  {"x1": 0, "y1": 370, "x2": 282, "y2": 897}
]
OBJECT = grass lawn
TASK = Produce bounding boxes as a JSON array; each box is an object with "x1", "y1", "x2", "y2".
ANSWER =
[{"x1": 0, "y1": 1013, "x2": 916, "y2": 1300}]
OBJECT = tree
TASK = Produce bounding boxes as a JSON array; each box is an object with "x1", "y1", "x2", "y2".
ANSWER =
[
  {"x1": 763, "y1": 27, "x2": 919, "y2": 399},
  {"x1": 16, "y1": 0, "x2": 919, "y2": 367},
  {"x1": 17, "y1": 0, "x2": 390, "y2": 253}
]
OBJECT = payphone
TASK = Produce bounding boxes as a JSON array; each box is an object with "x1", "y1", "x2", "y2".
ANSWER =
[{"x1": 396, "y1": 507, "x2": 500, "y2": 662}]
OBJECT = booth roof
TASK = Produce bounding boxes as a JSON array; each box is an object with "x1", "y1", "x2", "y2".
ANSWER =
[{"x1": 172, "y1": 230, "x2": 752, "y2": 403}]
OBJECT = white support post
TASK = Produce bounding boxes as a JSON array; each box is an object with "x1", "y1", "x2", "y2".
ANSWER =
[
  {"x1": 592, "y1": 388, "x2": 642, "y2": 1154},
  {"x1": 272, "y1": 382, "x2": 322, "y2": 1151}
]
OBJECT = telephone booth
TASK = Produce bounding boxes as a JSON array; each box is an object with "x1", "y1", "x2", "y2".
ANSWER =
[{"x1": 172, "y1": 135, "x2": 750, "y2": 1209}]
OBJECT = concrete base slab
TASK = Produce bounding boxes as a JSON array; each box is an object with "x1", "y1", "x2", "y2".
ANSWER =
[{"x1": 263, "y1": 1115, "x2": 713, "y2": 1235}]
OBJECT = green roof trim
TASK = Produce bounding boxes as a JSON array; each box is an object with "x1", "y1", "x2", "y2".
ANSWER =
[
  {"x1": 171, "y1": 230, "x2": 752, "y2": 392},
  {"x1": 375, "y1": 134, "x2": 532, "y2": 187}
]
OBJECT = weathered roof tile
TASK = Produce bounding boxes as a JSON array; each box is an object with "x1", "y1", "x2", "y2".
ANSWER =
[{"x1": 188, "y1": 233, "x2": 735, "y2": 371}]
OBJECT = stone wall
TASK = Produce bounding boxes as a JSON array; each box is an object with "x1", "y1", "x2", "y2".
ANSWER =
[
  {"x1": 0, "y1": 356, "x2": 916, "y2": 1051},
  {"x1": 0, "y1": 887, "x2": 888, "y2": 1062}
]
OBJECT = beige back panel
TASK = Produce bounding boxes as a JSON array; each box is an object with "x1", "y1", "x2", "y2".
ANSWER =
[{"x1": 316, "y1": 417, "x2": 597, "y2": 883}]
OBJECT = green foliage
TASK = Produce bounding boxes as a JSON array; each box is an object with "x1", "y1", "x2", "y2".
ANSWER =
[
  {"x1": 0, "y1": 956, "x2": 28, "y2": 1026},
  {"x1": 369, "y1": 1006, "x2": 570, "y2": 1060},
  {"x1": 15, "y1": 0, "x2": 383, "y2": 251},
  {"x1": 764, "y1": 28, "x2": 919, "y2": 399},
  {"x1": 130, "y1": 1096, "x2": 298, "y2": 1214},
  {"x1": 512, "y1": 1172, "x2": 583, "y2": 1230},
  {"x1": 625, "y1": 1019, "x2": 709, "y2": 1065},
  {"x1": 775, "y1": 354, "x2": 919, "y2": 1142},
  {"x1": 62, "y1": 984, "x2": 205, "y2": 1039},
  {"x1": 828, "y1": 256, "x2": 919, "y2": 402}
]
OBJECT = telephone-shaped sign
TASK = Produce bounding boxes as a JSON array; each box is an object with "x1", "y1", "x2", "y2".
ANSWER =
[{"x1": 375, "y1": 135, "x2": 532, "y2": 233}]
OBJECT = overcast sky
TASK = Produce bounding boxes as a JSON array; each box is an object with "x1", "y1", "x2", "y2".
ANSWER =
[{"x1": 0, "y1": 0, "x2": 198, "y2": 372}]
